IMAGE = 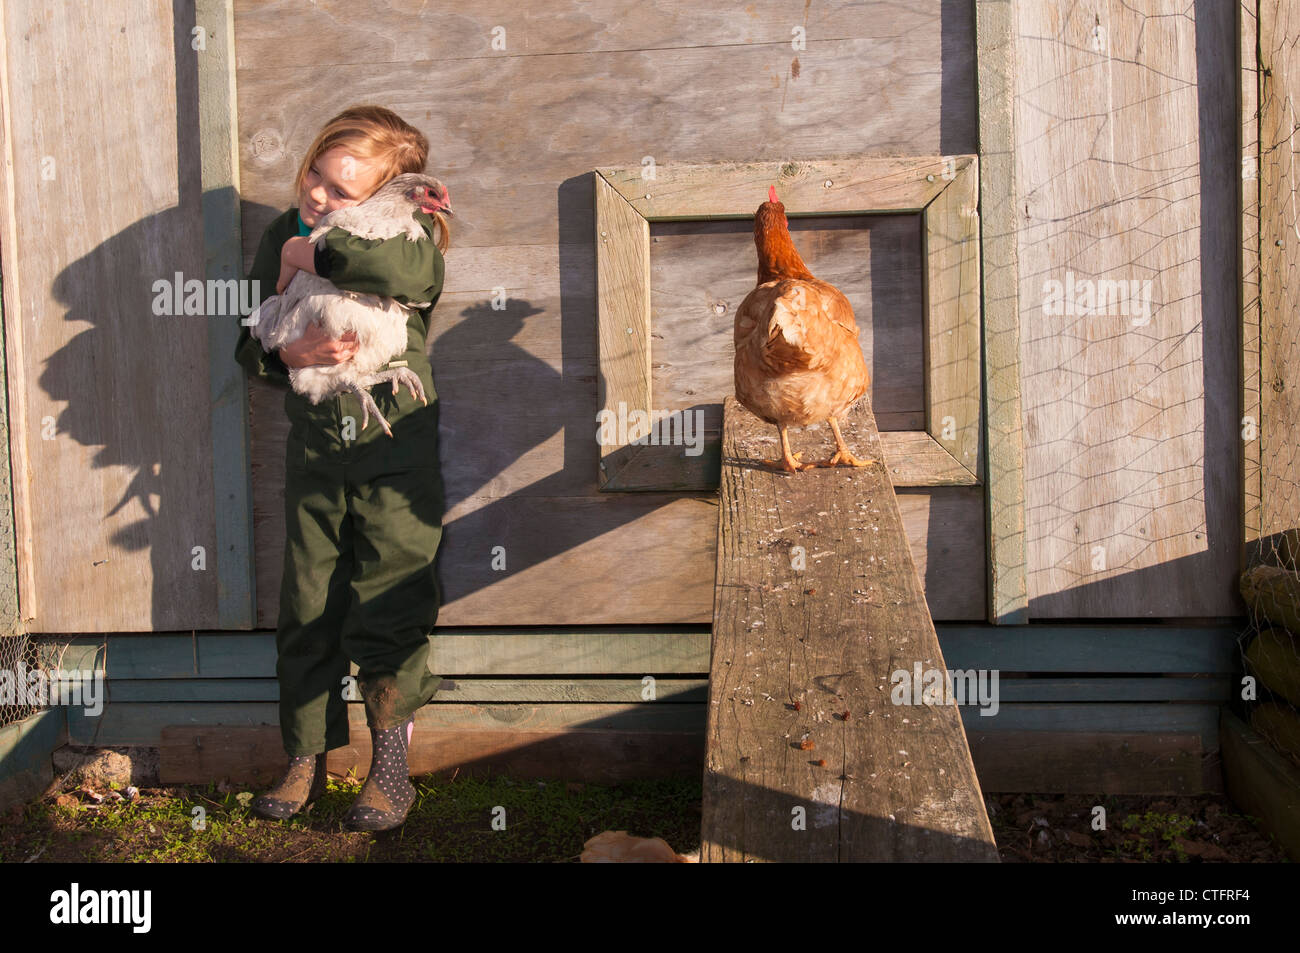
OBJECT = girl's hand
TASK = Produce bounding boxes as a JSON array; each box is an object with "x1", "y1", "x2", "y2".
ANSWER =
[
  {"x1": 276, "y1": 236, "x2": 316, "y2": 293},
  {"x1": 279, "y1": 323, "x2": 359, "y2": 367}
]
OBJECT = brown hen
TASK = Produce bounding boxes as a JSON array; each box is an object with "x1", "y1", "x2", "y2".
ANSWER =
[{"x1": 733, "y1": 186, "x2": 874, "y2": 472}]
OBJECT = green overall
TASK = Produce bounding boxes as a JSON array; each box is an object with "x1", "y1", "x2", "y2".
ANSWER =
[{"x1": 235, "y1": 207, "x2": 446, "y2": 756}]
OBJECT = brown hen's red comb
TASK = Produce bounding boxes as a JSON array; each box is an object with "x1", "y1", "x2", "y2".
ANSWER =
[{"x1": 769, "y1": 185, "x2": 778, "y2": 203}]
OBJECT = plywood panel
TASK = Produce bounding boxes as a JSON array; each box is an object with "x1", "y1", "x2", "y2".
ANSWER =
[
  {"x1": 1014, "y1": 0, "x2": 1240, "y2": 616},
  {"x1": 253, "y1": 480, "x2": 987, "y2": 627},
  {"x1": 0, "y1": 0, "x2": 218, "y2": 631},
  {"x1": 234, "y1": 1, "x2": 982, "y2": 627},
  {"x1": 233, "y1": 3, "x2": 977, "y2": 250}
]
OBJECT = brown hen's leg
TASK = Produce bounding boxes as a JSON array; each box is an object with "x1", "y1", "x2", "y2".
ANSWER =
[
  {"x1": 761, "y1": 424, "x2": 816, "y2": 472},
  {"x1": 813, "y1": 416, "x2": 877, "y2": 468}
]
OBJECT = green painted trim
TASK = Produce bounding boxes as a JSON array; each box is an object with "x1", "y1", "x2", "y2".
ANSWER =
[
  {"x1": 66, "y1": 698, "x2": 1222, "y2": 748},
  {"x1": 939, "y1": 624, "x2": 1239, "y2": 673},
  {"x1": 197, "y1": 0, "x2": 254, "y2": 628},
  {"x1": 94, "y1": 675, "x2": 1226, "y2": 705},
  {"x1": 69, "y1": 701, "x2": 707, "y2": 746},
  {"x1": 0, "y1": 709, "x2": 66, "y2": 809},
  {"x1": 36, "y1": 623, "x2": 1239, "y2": 681},
  {"x1": 960, "y1": 703, "x2": 1221, "y2": 744}
]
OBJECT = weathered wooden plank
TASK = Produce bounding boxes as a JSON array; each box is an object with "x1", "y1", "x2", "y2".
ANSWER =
[
  {"x1": 1259, "y1": 0, "x2": 1300, "y2": 549},
  {"x1": 0, "y1": 0, "x2": 219, "y2": 631},
  {"x1": 1015, "y1": 0, "x2": 1241, "y2": 616},
  {"x1": 1221, "y1": 710, "x2": 1300, "y2": 860},
  {"x1": 923, "y1": 159, "x2": 982, "y2": 479},
  {"x1": 601, "y1": 157, "x2": 970, "y2": 221},
  {"x1": 703, "y1": 395, "x2": 997, "y2": 862},
  {"x1": 968, "y1": 731, "x2": 1206, "y2": 795},
  {"x1": 974, "y1": 0, "x2": 1028, "y2": 623},
  {"x1": 198, "y1": 0, "x2": 255, "y2": 629},
  {"x1": 595, "y1": 172, "x2": 652, "y2": 488}
]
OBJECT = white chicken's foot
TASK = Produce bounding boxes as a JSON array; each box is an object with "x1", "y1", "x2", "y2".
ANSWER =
[
  {"x1": 349, "y1": 385, "x2": 394, "y2": 438},
  {"x1": 370, "y1": 366, "x2": 427, "y2": 406},
  {"x1": 349, "y1": 368, "x2": 428, "y2": 438}
]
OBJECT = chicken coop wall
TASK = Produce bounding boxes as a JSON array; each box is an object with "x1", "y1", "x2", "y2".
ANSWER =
[{"x1": 0, "y1": 0, "x2": 1291, "y2": 797}]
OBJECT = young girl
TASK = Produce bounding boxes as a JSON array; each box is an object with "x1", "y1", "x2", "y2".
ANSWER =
[{"x1": 234, "y1": 105, "x2": 450, "y2": 832}]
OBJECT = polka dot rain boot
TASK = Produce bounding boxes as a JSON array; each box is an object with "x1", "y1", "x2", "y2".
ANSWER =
[
  {"x1": 343, "y1": 717, "x2": 416, "y2": 832},
  {"x1": 251, "y1": 751, "x2": 328, "y2": 820}
]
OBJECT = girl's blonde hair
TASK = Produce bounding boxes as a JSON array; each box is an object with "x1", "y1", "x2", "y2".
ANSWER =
[{"x1": 294, "y1": 104, "x2": 450, "y2": 252}]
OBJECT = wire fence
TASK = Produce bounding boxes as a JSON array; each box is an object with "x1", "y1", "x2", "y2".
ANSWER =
[
  {"x1": 0, "y1": 630, "x2": 44, "y2": 728},
  {"x1": 1239, "y1": 529, "x2": 1300, "y2": 774}
]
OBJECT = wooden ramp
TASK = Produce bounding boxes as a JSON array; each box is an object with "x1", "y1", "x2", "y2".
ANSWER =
[{"x1": 702, "y1": 397, "x2": 999, "y2": 861}]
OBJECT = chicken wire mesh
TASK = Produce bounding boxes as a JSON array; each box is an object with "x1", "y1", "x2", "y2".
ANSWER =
[
  {"x1": 1238, "y1": 528, "x2": 1300, "y2": 775},
  {"x1": 0, "y1": 630, "x2": 45, "y2": 727}
]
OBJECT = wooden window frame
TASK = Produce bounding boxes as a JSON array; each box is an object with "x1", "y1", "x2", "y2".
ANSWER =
[{"x1": 594, "y1": 156, "x2": 983, "y2": 491}]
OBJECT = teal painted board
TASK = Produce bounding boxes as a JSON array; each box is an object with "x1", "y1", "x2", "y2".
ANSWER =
[
  {"x1": 40, "y1": 628, "x2": 713, "y2": 679},
  {"x1": 42, "y1": 634, "x2": 274, "y2": 679},
  {"x1": 68, "y1": 700, "x2": 708, "y2": 746},
  {"x1": 937, "y1": 625, "x2": 1238, "y2": 673},
  {"x1": 972, "y1": 677, "x2": 1231, "y2": 703},
  {"x1": 39, "y1": 626, "x2": 1238, "y2": 695},
  {"x1": 98, "y1": 675, "x2": 1222, "y2": 705},
  {"x1": 102, "y1": 677, "x2": 710, "y2": 704},
  {"x1": 959, "y1": 703, "x2": 1221, "y2": 746},
  {"x1": 67, "y1": 702, "x2": 280, "y2": 746},
  {"x1": 0, "y1": 709, "x2": 66, "y2": 808}
]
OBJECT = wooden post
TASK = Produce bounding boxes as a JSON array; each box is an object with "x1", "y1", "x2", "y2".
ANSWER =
[
  {"x1": 197, "y1": 0, "x2": 255, "y2": 628},
  {"x1": 703, "y1": 396, "x2": 998, "y2": 861}
]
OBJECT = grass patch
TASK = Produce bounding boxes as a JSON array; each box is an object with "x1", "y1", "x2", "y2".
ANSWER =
[{"x1": 0, "y1": 772, "x2": 703, "y2": 863}]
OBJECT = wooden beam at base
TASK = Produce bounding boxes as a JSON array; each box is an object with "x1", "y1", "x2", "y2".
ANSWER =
[
  {"x1": 703, "y1": 396, "x2": 998, "y2": 862},
  {"x1": 159, "y1": 720, "x2": 703, "y2": 787},
  {"x1": 967, "y1": 731, "x2": 1207, "y2": 795},
  {"x1": 1221, "y1": 710, "x2": 1300, "y2": 861}
]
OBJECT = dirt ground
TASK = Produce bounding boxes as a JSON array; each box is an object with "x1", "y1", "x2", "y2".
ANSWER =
[
  {"x1": 984, "y1": 792, "x2": 1288, "y2": 862},
  {"x1": 0, "y1": 774, "x2": 1289, "y2": 862}
]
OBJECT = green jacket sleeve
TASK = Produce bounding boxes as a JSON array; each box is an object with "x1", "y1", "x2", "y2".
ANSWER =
[
  {"x1": 314, "y1": 211, "x2": 445, "y2": 311},
  {"x1": 234, "y1": 213, "x2": 293, "y2": 389}
]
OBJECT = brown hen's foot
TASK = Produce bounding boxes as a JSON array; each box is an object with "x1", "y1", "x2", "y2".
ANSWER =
[
  {"x1": 814, "y1": 449, "x2": 877, "y2": 468},
  {"x1": 760, "y1": 450, "x2": 814, "y2": 472},
  {"x1": 812, "y1": 416, "x2": 876, "y2": 468},
  {"x1": 760, "y1": 426, "x2": 816, "y2": 472}
]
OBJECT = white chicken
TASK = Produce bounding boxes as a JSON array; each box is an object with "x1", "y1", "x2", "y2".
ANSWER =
[{"x1": 249, "y1": 172, "x2": 452, "y2": 436}]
